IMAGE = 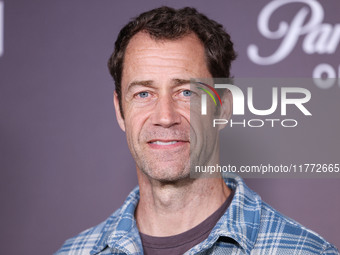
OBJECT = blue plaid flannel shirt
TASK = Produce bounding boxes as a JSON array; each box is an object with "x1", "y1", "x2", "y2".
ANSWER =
[{"x1": 56, "y1": 176, "x2": 338, "y2": 254}]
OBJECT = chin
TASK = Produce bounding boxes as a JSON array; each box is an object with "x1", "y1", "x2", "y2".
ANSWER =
[{"x1": 142, "y1": 164, "x2": 191, "y2": 183}]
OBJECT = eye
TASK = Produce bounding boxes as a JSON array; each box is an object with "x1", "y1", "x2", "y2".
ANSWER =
[
  {"x1": 138, "y1": 91, "x2": 149, "y2": 98},
  {"x1": 182, "y1": 90, "x2": 192, "y2": 97}
]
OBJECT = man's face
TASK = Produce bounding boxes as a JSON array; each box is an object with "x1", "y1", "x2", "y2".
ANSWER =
[{"x1": 114, "y1": 32, "x2": 220, "y2": 182}]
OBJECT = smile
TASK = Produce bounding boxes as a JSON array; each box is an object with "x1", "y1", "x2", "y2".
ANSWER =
[
  {"x1": 147, "y1": 139, "x2": 188, "y2": 149},
  {"x1": 150, "y1": 140, "x2": 178, "y2": 145}
]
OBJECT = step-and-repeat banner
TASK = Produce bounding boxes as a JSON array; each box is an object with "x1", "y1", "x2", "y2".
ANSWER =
[{"x1": 0, "y1": 1, "x2": 339, "y2": 254}]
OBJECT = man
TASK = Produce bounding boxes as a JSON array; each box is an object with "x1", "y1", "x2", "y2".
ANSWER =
[{"x1": 56, "y1": 6, "x2": 338, "y2": 254}]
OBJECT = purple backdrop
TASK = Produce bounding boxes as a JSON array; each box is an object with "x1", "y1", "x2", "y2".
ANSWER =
[{"x1": 0, "y1": 0, "x2": 339, "y2": 254}]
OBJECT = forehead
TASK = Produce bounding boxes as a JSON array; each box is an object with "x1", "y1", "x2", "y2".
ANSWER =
[
  {"x1": 121, "y1": 32, "x2": 210, "y2": 85},
  {"x1": 125, "y1": 31, "x2": 205, "y2": 56}
]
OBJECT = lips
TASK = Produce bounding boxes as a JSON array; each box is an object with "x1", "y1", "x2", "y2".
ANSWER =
[
  {"x1": 147, "y1": 139, "x2": 189, "y2": 149},
  {"x1": 149, "y1": 140, "x2": 179, "y2": 145}
]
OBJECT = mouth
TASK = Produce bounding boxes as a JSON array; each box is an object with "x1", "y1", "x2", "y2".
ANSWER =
[
  {"x1": 147, "y1": 139, "x2": 189, "y2": 149},
  {"x1": 150, "y1": 140, "x2": 178, "y2": 145}
]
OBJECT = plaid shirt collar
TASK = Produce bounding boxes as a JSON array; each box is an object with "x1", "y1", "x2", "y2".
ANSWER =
[{"x1": 90, "y1": 176, "x2": 261, "y2": 254}]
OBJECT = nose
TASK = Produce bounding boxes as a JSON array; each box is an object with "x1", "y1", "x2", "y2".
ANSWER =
[{"x1": 151, "y1": 94, "x2": 181, "y2": 128}]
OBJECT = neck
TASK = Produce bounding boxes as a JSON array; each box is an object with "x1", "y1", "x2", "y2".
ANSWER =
[{"x1": 135, "y1": 169, "x2": 231, "y2": 236}]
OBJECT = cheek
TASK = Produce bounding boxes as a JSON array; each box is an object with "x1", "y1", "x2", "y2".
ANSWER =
[{"x1": 124, "y1": 107, "x2": 150, "y2": 136}]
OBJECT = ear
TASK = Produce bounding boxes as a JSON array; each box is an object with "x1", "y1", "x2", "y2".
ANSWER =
[
  {"x1": 217, "y1": 90, "x2": 232, "y2": 130},
  {"x1": 113, "y1": 91, "x2": 126, "y2": 132}
]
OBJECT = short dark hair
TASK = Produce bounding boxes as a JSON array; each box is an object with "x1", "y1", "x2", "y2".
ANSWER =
[{"x1": 108, "y1": 6, "x2": 237, "y2": 118}]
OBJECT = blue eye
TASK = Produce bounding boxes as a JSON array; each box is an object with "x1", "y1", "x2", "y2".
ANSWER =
[
  {"x1": 182, "y1": 90, "x2": 192, "y2": 97},
  {"x1": 138, "y1": 91, "x2": 149, "y2": 98}
]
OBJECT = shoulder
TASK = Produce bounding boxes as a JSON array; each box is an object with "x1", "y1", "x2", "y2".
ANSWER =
[
  {"x1": 256, "y1": 201, "x2": 339, "y2": 254},
  {"x1": 55, "y1": 186, "x2": 140, "y2": 254},
  {"x1": 55, "y1": 208, "x2": 122, "y2": 255},
  {"x1": 223, "y1": 176, "x2": 338, "y2": 254}
]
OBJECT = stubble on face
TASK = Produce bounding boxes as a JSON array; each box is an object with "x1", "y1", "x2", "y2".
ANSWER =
[
  {"x1": 136, "y1": 127, "x2": 191, "y2": 182},
  {"x1": 117, "y1": 32, "x2": 213, "y2": 183}
]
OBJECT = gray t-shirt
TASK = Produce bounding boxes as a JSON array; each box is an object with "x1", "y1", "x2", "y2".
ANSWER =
[{"x1": 139, "y1": 189, "x2": 235, "y2": 255}]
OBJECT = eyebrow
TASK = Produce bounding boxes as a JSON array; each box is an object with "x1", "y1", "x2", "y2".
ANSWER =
[
  {"x1": 128, "y1": 80, "x2": 153, "y2": 89},
  {"x1": 127, "y1": 79, "x2": 191, "y2": 91},
  {"x1": 172, "y1": 79, "x2": 191, "y2": 86},
  {"x1": 128, "y1": 79, "x2": 190, "y2": 88}
]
